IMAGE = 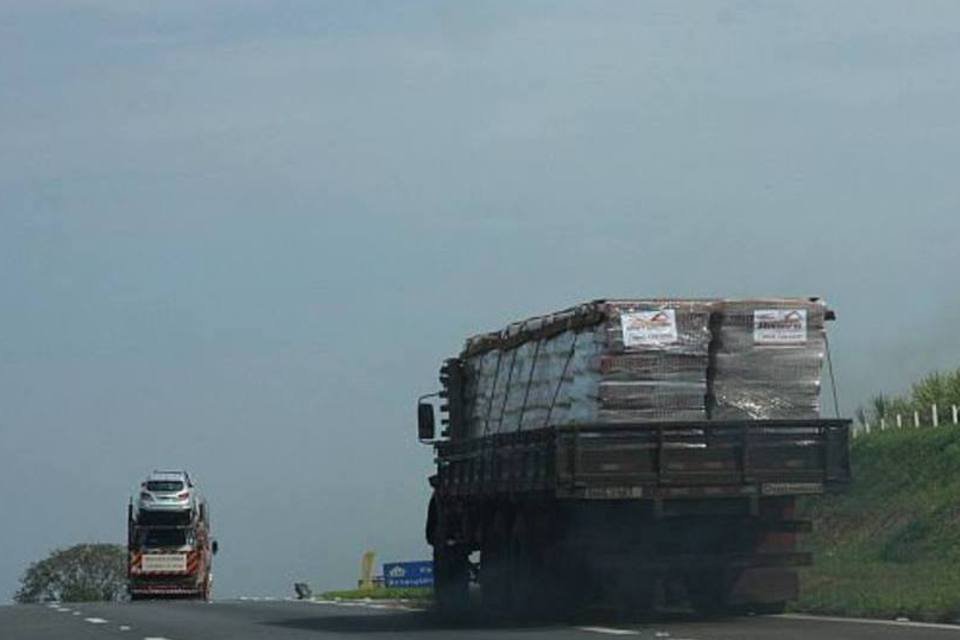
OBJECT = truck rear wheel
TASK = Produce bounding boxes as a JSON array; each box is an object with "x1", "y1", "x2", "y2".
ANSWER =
[
  {"x1": 685, "y1": 571, "x2": 726, "y2": 617},
  {"x1": 731, "y1": 601, "x2": 786, "y2": 615},
  {"x1": 510, "y1": 514, "x2": 548, "y2": 619},
  {"x1": 433, "y1": 544, "x2": 469, "y2": 616},
  {"x1": 202, "y1": 578, "x2": 213, "y2": 602},
  {"x1": 481, "y1": 511, "x2": 513, "y2": 617},
  {"x1": 611, "y1": 573, "x2": 657, "y2": 618}
]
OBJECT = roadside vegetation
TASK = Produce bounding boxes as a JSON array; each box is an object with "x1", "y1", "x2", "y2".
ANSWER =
[
  {"x1": 796, "y1": 413, "x2": 960, "y2": 622},
  {"x1": 15, "y1": 543, "x2": 127, "y2": 603},
  {"x1": 858, "y1": 368, "x2": 960, "y2": 426}
]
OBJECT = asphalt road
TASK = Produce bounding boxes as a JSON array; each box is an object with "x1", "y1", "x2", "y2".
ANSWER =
[{"x1": 4, "y1": 599, "x2": 960, "y2": 640}]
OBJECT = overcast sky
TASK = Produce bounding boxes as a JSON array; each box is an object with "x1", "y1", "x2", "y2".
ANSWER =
[{"x1": 2, "y1": 1, "x2": 960, "y2": 600}]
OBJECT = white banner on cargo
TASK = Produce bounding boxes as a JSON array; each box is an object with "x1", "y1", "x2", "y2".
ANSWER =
[
  {"x1": 620, "y1": 310, "x2": 678, "y2": 347},
  {"x1": 753, "y1": 309, "x2": 807, "y2": 344},
  {"x1": 141, "y1": 554, "x2": 187, "y2": 573}
]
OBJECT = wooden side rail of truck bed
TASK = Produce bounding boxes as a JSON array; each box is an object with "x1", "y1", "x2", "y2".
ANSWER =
[{"x1": 433, "y1": 419, "x2": 851, "y2": 501}]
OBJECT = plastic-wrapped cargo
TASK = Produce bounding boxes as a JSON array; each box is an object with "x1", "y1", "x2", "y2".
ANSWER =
[
  {"x1": 459, "y1": 300, "x2": 715, "y2": 438},
  {"x1": 597, "y1": 300, "x2": 714, "y2": 423},
  {"x1": 709, "y1": 298, "x2": 827, "y2": 420}
]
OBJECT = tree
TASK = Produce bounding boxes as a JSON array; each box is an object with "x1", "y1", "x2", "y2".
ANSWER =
[
  {"x1": 15, "y1": 543, "x2": 127, "y2": 603},
  {"x1": 870, "y1": 393, "x2": 888, "y2": 420},
  {"x1": 865, "y1": 368, "x2": 960, "y2": 425}
]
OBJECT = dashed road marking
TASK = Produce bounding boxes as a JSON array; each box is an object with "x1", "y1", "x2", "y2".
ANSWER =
[
  {"x1": 143, "y1": 637, "x2": 173, "y2": 640},
  {"x1": 577, "y1": 626, "x2": 641, "y2": 635},
  {"x1": 72, "y1": 611, "x2": 82, "y2": 616},
  {"x1": 119, "y1": 625, "x2": 132, "y2": 631},
  {"x1": 85, "y1": 617, "x2": 108, "y2": 624}
]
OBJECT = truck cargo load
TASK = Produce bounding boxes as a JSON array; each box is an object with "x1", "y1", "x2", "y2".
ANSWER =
[
  {"x1": 417, "y1": 298, "x2": 850, "y2": 618},
  {"x1": 711, "y1": 299, "x2": 827, "y2": 420}
]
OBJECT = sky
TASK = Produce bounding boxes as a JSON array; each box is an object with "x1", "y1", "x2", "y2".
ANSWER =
[{"x1": 2, "y1": 1, "x2": 960, "y2": 601}]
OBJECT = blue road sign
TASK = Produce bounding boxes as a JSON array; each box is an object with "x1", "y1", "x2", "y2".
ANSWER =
[{"x1": 382, "y1": 560, "x2": 433, "y2": 588}]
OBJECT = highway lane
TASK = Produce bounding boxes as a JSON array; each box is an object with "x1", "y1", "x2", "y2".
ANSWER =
[{"x1": 4, "y1": 599, "x2": 960, "y2": 640}]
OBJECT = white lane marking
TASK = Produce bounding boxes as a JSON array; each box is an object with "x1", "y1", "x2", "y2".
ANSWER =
[
  {"x1": 72, "y1": 611, "x2": 82, "y2": 616},
  {"x1": 119, "y1": 625, "x2": 132, "y2": 631},
  {"x1": 778, "y1": 614, "x2": 960, "y2": 631},
  {"x1": 577, "y1": 626, "x2": 641, "y2": 635},
  {"x1": 300, "y1": 598, "x2": 427, "y2": 612},
  {"x1": 85, "y1": 617, "x2": 108, "y2": 624},
  {"x1": 143, "y1": 637, "x2": 173, "y2": 640}
]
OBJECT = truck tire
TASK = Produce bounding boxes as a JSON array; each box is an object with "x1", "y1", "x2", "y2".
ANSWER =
[
  {"x1": 685, "y1": 571, "x2": 726, "y2": 617},
  {"x1": 481, "y1": 511, "x2": 513, "y2": 617},
  {"x1": 687, "y1": 572, "x2": 783, "y2": 618},
  {"x1": 743, "y1": 601, "x2": 787, "y2": 615},
  {"x1": 510, "y1": 513, "x2": 544, "y2": 619},
  {"x1": 433, "y1": 544, "x2": 469, "y2": 616},
  {"x1": 202, "y1": 577, "x2": 213, "y2": 602},
  {"x1": 613, "y1": 573, "x2": 657, "y2": 618}
]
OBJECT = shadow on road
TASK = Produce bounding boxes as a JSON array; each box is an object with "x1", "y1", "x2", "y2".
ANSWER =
[
  {"x1": 261, "y1": 607, "x2": 723, "y2": 634},
  {"x1": 262, "y1": 609, "x2": 575, "y2": 634}
]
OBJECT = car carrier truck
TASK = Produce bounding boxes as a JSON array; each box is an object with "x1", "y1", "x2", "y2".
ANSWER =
[
  {"x1": 417, "y1": 298, "x2": 850, "y2": 617},
  {"x1": 127, "y1": 473, "x2": 217, "y2": 600}
]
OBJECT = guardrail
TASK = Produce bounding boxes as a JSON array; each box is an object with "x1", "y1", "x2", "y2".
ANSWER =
[{"x1": 854, "y1": 403, "x2": 960, "y2": 437}]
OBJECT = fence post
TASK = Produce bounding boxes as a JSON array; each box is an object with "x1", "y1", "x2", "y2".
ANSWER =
[
  {"x1": 933, "y1": 404, "x2": 939, "y2": 428},
  {"x1": 897, "y1": 414, "x2": 903, "y2": 428},
  {"x1": 865, "y1": 421, "x2": 871, "y2": 434},
  {"x1": 914, "y1": 411, "x2": 920, "y2": 428},
  {"x1": 881, "y1": 417, "x2": 887, "y2": 431},
  {"x1": 953, "y1": 405, "x2": 958, "y2": 425}
]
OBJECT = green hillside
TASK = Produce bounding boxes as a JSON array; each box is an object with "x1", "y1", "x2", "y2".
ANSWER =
[{"x1": 796, "y1": 424, "x2": 960, "y2": 621}]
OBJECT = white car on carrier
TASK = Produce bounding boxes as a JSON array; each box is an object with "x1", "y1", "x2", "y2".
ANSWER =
[{"x1": 134, "y1": 470, "x2": 202, "y2": 522}]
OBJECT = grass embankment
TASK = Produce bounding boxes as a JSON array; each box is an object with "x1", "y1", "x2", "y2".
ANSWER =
[
  {"x1": 319, "y1": 587, "x2": 432, "y2": 603},
  {"x1": 796, "y1": 425, "x2": 960, "y2": 622}
]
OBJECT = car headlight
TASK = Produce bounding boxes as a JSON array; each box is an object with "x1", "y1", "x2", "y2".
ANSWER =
[{"x1": 140, "y1": 492, "x2": 153, "y2": 501}]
